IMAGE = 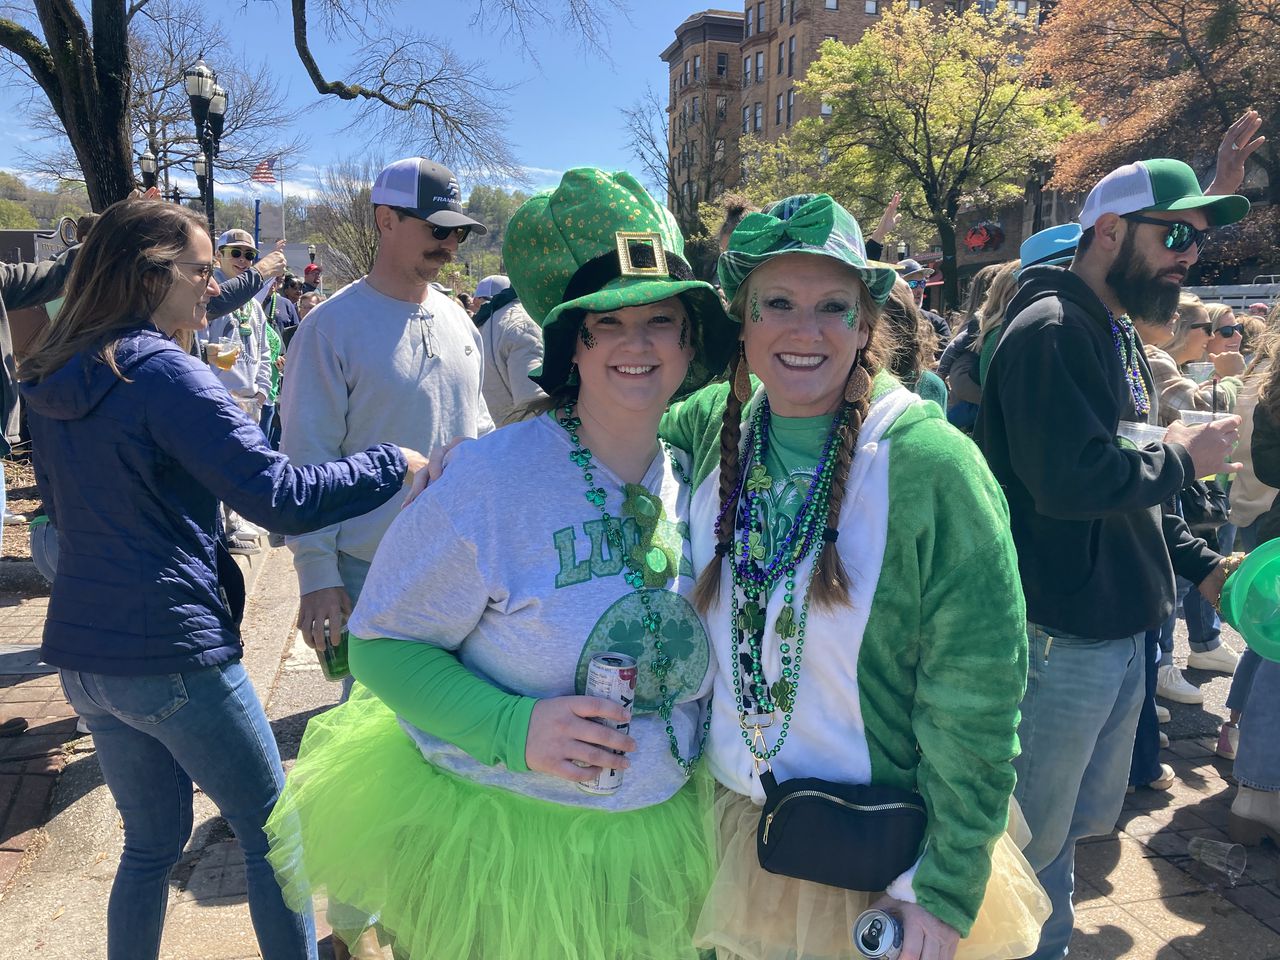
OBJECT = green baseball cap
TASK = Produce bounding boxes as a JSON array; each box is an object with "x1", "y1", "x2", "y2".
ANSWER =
[
  {"x1": 503, "y1": 168, "x2": 737, "y2": 397},
  {"x1": 1078, "y1": 159, "x2": 1250, "y2": 231},
  {"x1": 718, "y1": 193, "x2": 899, "y2": 306}
]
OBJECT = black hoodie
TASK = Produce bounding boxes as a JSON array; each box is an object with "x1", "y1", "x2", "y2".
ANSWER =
[{"x1": 974, "y1": 265, "x2": 1218, "y2": 640}]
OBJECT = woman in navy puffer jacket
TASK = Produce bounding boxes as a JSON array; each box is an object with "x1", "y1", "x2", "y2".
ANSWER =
[{"x1": 19, "y1": 199, "x2": 426, "y2": 960}]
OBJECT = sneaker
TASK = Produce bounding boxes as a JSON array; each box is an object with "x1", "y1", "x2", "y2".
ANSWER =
[
  {"x1": 2, "y1": 510, "x2": 25, "y2": 526},
  {"x1": 1156, "y1": 663, "x2": 1204, "y2": 704},
  {"x1": 1131, "y1": 763, "x2": 1176, "y2": 792},
  {"x1": 1159, "y1": 731, "x2": 1170, "y2": 748},
  {"x1": 1187, "y1": 645, "x2": 1239, "y2": 675},
  {"x1": 236, "y1": 519, "x2": 268, "y2": 538},
  {"x1": 227, "y1": 535, "x2": 262, "y2": 556},
  {"x1": 1217, "y1": 721, "x2": 1239, "y2": 760},
  {"x1": 1155, "y1": 703, "x2": 1171, "y2": 723},
  {"x1": 75, "y1": 717, "x2": 90, "y2": 735}
]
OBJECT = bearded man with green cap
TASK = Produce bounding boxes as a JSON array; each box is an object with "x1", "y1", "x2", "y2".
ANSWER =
[
  {"x1": 975, "y1": 158, "x2": 1250, "y2": 960},
  {"x1": 265, "y1": 168, "x2": 737, "y2": 960}
]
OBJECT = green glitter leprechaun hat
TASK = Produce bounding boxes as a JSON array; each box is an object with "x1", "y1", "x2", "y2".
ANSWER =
[
  {"x1": 503, "y1": 168, "x2": 737, "y2": 396},
  {"x1": 718, "y1": 193, "x2": 899, "y2": 306}
]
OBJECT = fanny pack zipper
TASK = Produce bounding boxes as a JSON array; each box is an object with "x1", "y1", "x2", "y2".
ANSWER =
[{"x1": 763, "y1": 790, "x2": 925, "y2": 845}]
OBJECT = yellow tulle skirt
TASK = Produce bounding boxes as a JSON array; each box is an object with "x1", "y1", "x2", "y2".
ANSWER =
[{"x1": 694, "y1": 787, "x2": 1050, "y2": 960}]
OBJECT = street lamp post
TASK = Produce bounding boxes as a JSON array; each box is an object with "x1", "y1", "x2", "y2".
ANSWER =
[
  {"x1": 896, "y1": 239, "x2": 909, "y2": 261},
  {"x1": 308, "y1": 244, "x2": 316, "y2": 264},
  {"x1": 138, "y1": 148, "x2": 158, "y2": 191},
  {"x1": 184, "y1": 59, "x2": 228, "y2": 237}
]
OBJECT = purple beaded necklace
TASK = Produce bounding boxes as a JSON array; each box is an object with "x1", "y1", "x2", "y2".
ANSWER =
[{"x1": 1107, "y1": 309, "x2": 1151, "y2": 419}]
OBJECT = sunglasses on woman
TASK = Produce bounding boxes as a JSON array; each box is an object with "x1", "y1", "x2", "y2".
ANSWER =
[
  {"x1": 1122, "y1": 214, "x2": 1210, "y2": 254},
  {"x1": 1215, "y1": 324, "x2": 1246, "y2": 338}
]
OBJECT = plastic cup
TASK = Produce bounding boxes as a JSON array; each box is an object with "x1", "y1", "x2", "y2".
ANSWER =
[
  {"x1": 1115, "y1": 421, "x2": 1167, "y2": 449},
  {"x1": 1186, "y1": 362, "x2": 1216, "y2": 383},
  {"x1": 211, "y1": 337, "x2": 240, "y2": 371},
  {"x1": 1178, "y1": 410, "x2": 1234, "y2": 426},
  {"x1": 1220, "y1": 538, "x2": 1280, "y2": 663},
  {"x1": 1187, "y1": 836, "x2": 1247, "y2": 884}
]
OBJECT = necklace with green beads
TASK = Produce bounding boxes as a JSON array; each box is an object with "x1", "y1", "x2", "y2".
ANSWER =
[
  {"x1": 557, "y1": 402, "x2": 711, "y2": 775},
  {"x1": 727, "y1": 400, "x2": 845, "y2": 764}
]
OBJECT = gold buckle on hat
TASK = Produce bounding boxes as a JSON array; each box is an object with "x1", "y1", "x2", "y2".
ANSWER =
[{"x1": 615, "y1": 232, "x2": 668, "y2": 278}]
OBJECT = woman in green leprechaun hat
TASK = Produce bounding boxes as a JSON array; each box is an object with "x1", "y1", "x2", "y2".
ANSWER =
[
  {"x1": 263, "y1": 168, "x2": 737, "y2": 959},
  {"x1": 660, "y1": 193, "x2": 1050, "y2": 960}
]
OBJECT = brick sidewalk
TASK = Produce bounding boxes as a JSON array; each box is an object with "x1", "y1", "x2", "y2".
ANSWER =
[{"x1": 0, "y1": 592, "x2": 80, "y2": 896}]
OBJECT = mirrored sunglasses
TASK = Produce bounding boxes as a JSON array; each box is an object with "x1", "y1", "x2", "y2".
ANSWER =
[
  {"x1": 906, "y1": 279, "x2": 926, "y2": 289},
  {"x1": 1215, "y1": 324, "x2": 1246, "y2": 338},
  {"x1": 1123, "y1": 213, "x2": 1210, "y2": 253}
]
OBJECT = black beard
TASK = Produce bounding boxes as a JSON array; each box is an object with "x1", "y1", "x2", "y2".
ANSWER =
[{"x1": 1105, "y1": 230, "x2": 1182, "y2": 324}]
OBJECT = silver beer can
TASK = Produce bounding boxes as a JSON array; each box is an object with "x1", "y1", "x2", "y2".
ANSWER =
[
  {"x1": 852, "y1": 909, "x2": 903, "y2": 960},
  {"x1": 576, "y1": 652, "x2": 637, "y2": 795}
]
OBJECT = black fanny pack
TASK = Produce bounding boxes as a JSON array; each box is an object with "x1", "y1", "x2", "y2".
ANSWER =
[{"x1": 756, "y1": 769, "x2": 927, "y2": 891}]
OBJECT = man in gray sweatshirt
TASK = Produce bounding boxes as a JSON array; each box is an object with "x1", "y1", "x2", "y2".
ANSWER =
[{"x1": 280, "y1": 157, "x2": 494, "y2": 687}]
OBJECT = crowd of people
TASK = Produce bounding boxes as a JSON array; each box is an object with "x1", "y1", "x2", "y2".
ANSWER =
[{"x1": 1, "y1": 107, "x2": 1278, "y2": 960}]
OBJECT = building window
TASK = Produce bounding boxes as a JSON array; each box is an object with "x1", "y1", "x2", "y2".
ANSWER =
[
  {"x1": 715, "y1": 138, "x2": 726, "y2": 161},
  {"x1": 1009, "y1": 0, "x2": 1029, "y2": 13},
  {"x1": 788, "y1": 36, "x2": 796, "y2": 76},
  {"x1": 754, "y1": 101, "x2": 763, "y2": 131},
  {"x1": 780, "y1": 0, "x2": 788, "y2": 22},
  {"x1": 743, "y1": 56, "x2": 751, "y2": 87},
  {"x1": 716, "y1": 95, "x2": 728, "y2": 117},
  {"x1": 717, "y1": 52, "x2": 729, "y2": 76},
  {"x1": 776, "y1": 94, "x2": 783, "y2": 125},
  {"x1": 787, "y1": 89, "x2": 795, "y2": 125},
  {"x1": 743, "y1": 105, "x2": 751, "y2": 133},
  {"x1": 756, "y1": 51, "x2": 765, "y2": 81},
  {"x1": 909, "y1": 0, "x2": 921, "y2": 7},
  {"x1": 692, "y1": 96, "x2": 700, "y2": 122},
  {"x1": 778, "y1": 42, "x2": 785, "y2": 74},
  {"x1": 757, "y1": 3, "x2": 765, "y2": 31},
  {"x1": 821, "y1": 101, "x2": 833, "y2": 116},
  {"x1": 825, "y1": 0, "x2": 838, "y2": 8},
  {"x1": 746, "y1": 6, "x2": 753, "y2": 36},
  {"x1": 824, "y1": 33, "x2": 838, "y2": 41},
  {"x1": 865, "y1": 0, "x2": 879, "y2": 12},
  {"x1": 690, "y1": 141, "x2": 698, "y2": 167},
  {"x1": 693, "y1": 55, "x2": 702, "y2": 80},
  {"x1": 682, "y1": 61, "x2": 689, "y2": 86}
]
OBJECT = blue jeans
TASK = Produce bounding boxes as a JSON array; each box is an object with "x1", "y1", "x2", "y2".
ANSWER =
[
  {"x1": 336, "y1": 552, "x2": 372, "y2": 702},
  {"x1": 60, "y1": 662, "x2": 317, "y2": 960},
  {"x1": 1129, "y1": 629, "x2": 1164, "y2": 787},
  {"x1": 1178, "y1": 576, "x2": 1223, "y2": 653},
  {"x1": 1014, "y1": 625, "x2": 1145, "y2": 960},
  {"x1": 259, "y1": 402, "x2": 280, "y2": 449},
  {"x1": 1235, "y1": 658, "x2": 1280, "y2": 790}
]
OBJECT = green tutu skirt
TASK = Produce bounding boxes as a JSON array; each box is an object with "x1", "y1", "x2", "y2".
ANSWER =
[{"x1": 265, "y1": 687, "x2": 715, "y2": 960}]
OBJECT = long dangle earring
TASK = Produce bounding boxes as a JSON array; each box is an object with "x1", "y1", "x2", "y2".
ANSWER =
[
  {"x1": 679, "y1": 317, "x2": 689, "y2": 351},
  {"x1": 733, "y1": 344, "x2": 753, "y2": 404},
  {"x1": 844, "y1": 357, "x2": 871, "y2": 404},
  {"x1": 749, "y1": 290, "x2": 762, "y2": 324}
]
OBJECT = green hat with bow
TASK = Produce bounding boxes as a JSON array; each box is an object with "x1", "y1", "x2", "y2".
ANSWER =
[
  {"x1": 718, "y1": 193, "x2": 899, "y2": 306},
  {"x1": 503, "y1": 168, "x2": 737, "y2": 397}
]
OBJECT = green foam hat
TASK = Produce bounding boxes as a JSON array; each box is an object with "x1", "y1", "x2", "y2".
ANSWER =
[
  {"x1": 503, "y1": 168, "x2": 737, "y2": 396},
  {"x1": 1219, "y1": 538, "x2": 1280, "y2": 663},
  {"x1": 717, "y1": 193, "x2": 899, "y2": 307}
]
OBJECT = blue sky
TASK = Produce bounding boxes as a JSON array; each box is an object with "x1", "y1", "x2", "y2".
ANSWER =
[{"x1": 0, "y1": 0, "x2": 703, "y2": 200}]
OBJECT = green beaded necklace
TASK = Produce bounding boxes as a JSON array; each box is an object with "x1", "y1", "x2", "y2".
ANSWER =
[
  {"x1": 728, "y1": 402, "x2": 845, "y2": 765},
  {"x1": 557, "y1": 402, "x2": 711, "y2": 776}
]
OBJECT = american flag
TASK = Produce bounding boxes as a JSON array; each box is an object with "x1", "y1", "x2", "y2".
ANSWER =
[{"x1": 250, "y1": 157, "x2": 278, "y2": 184}]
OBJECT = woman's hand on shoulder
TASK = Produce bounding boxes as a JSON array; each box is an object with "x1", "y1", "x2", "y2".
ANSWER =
[
  {"x1": 525, "y1": 696, "x2": 637, "y2": 783},
  {"x1": 401, "y1": 436, "x2": 470, "y2": 508},
  {"x1": 870, "y1": 898, "x2": 960, "y2": 960}
]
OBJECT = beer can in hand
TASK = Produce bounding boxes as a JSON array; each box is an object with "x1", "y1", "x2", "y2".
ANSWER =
[
  {"x1": 853, "y1": 909, "x2": 903, "y2": 960},
  {"x1": 316, "y1": 623, "x2": 350, "y2": 682},
  {"x1": 576, "y1": 652, "x2": 637, "y2": 795}
]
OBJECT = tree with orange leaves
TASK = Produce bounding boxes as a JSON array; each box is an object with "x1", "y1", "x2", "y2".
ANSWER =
[{"x1": 1034, "y1": 0, "x2": 1277, "y2": 274}]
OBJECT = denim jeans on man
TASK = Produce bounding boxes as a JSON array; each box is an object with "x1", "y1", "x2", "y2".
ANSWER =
[
  {"x1": 60, "y1": 662, "x2": 317, "y2": 960},
  {"x1": 1129, "y1": 627, "x2": 1166, "y2": 787},
  {"x1": 1015, "y1": 625, "x2": 1145, "y2": 960}
]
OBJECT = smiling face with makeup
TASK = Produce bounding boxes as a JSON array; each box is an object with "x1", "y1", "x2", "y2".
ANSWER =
[{"x1": 739, "y1": 254, "x2": 871, "y2": 418}]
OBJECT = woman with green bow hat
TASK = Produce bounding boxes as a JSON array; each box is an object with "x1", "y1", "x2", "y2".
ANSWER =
[
  {"x1": 660, "y1": 194, "x2": 1049, "y2": 959},
  {"x1": 264, "y1": 168, "x2": 736, "y2": 960}
]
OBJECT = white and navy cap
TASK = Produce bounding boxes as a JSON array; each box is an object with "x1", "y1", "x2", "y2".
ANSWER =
[
  {"x1": 473, "y1": 275, "x2": 511, "y2": 299},
  {"x1": 1078, "y1": 159, "x2": 1249, "y2": 232},
  {"x1": 370, "y1": 157, "x2": 488, "y2": 234}
]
